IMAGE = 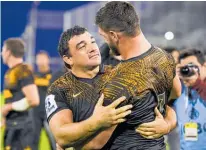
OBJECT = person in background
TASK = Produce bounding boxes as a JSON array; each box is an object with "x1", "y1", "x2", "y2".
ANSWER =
[
  {"x1": 172, "y1": 49, "x2": 206, "y2": 150},
  {"x1": 164, "y1": 47, "x2": 181, "y2": 150},
  {"x1": 100, "y1": 43, "x2": 121, "y2": 66},
  {"x1": 1, "y1": 38, "x2": 39, "y2": 150},
  {"x1": 32, "y1": 50, "x2": 56, "y2": 150}
]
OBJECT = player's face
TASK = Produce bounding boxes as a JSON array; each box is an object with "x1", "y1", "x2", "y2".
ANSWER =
[
  {"x1": 1, "y1": 44, "x2": 10, "y2": 65},
  {"x1": 98, "y1": 27, "x2": 120, "y2": 56},
  {"x1": 68, "y1": 32, "x2": 101, "y2": 69},
  {"x1": 36, "y1": 54, "x2": 50, "y2": 68}
]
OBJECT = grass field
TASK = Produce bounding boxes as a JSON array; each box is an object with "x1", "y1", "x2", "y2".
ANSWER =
[{"x1": 1, "y1": 94, "x2": 51, "y2": 150}]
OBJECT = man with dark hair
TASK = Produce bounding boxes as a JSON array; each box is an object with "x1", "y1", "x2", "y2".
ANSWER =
[
  {"x1": 178, "y1": 49, "x2": 206, "y2": 100},
  {"x1": 172, "y1": 49, "x2": 206, "y2": 149},
  {"x1": 46, "y1": 26, "x2": 132, "y2": 149},
  {"x1": 1, "y1": 38, "x2": 40, "y2": 150},
  {"x1": 32, "y1": 50, "x2": 56, "y2": 150},
  {"x1": 95, "y1": 1, "x2": 181, "y2": 149},
  {"x1": 47, "y1": 26, "x2": 177, "y2": 150}
]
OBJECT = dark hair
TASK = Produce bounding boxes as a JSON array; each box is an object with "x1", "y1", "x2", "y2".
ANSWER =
[
  {"x1": 36, "y1": 50, "x2": 50, "y2": 58},
  {"x1": 4, "y1": 38, "x2": 25, "y2": 58},
  {"x1": 179, "y1": 49, "x2": 205, "y2": 65},
  {"x1": 164, "y1": 47, "x2": 178, "y2": 54},
  {"x1": 95, "y1": 1, "x2": 140, "y2": 37},
  {"x1": 58, "y1": 25, "x2": 87, "y2": 68}
]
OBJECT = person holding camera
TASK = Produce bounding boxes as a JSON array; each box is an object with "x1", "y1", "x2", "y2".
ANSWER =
[{"x1": 171, "y1": 49, "x2": 206, "y2": 150}]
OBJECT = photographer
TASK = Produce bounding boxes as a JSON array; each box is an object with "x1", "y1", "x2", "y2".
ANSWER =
[
  {"x1": 172, "y1": 49, "x2": 206, "y2": 150},
  {"x1": 178, "y1": 49, "x2": 206, "y2": 100}
]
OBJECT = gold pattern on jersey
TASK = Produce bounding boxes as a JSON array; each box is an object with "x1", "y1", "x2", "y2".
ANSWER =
[
  {"x1": 34, "y1": 78, "x2": 50, "y2": 86},
  {"x1": 3, "y1": 90, "x2": 13, "y2": 99},
  {"x1": 4, "y1": 64, "x2": 33, "y2": 88},
  {"x1": 102, "y1": 47, "x2": 175, "y2": 105}
]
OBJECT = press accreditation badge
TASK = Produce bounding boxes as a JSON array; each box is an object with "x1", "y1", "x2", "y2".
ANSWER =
[
  {"x1": 184, "y1": 122, "x2": 198, "y2": 141},
  {"x1": 45, "y1": 94, "x2": 58, "y2": 118}
]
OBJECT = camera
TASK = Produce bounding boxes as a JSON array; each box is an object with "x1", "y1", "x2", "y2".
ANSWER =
[{"x1": 179, "y1": 63, "x2": 199, "y2": 77}]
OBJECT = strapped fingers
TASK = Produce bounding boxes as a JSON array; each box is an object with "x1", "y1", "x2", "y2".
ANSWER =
[
  {"x1": 108, "y1": 96, "x2": 126, "y2": 108},
  {"x1": 113, "y1": 118, "x2": 126, "y2": 125},
  {"x1": 138, "y1": 122, "x2": 156, "y2": 128},
  {"x1": 136, "y1": 129, "x2": 156, "y2": 136},
  {"x1": 141, "y1": 134, "x2": 162, "y2": 139},
  {"x1": 136, "y1": 126, "x2": 157, "y2": 132},
  {"x1": 113, "y1": 110, "x2": 132, "y2": 120},
  {"x1": 115, "y1": 105, "x2": 133, "y2": 115},
  {"x1": 96, "y1": 94, "x2": 104, "y2": 106}
]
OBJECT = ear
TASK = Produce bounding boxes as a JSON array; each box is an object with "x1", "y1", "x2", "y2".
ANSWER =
[
  {"x1": 63, "y1": 55, "x2": 73, "y2": 67},
  {"x1": 109, "y1": 31, "x2": 119, "y2": 42}
]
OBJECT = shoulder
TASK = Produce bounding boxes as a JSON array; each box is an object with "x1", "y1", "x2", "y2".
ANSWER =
[{"x1": 47, "y1": 72, "x2": 73, "y2": 95}]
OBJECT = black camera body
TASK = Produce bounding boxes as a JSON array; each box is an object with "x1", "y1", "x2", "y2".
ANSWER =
[{"x1": 179, "y1": 63, "x2": 199, "y2": 77}]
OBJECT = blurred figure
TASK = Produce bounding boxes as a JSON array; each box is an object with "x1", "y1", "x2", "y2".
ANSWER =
[
  {"x1": 165, "y1": 47, "x2": 181, "y2": 150},
  {"x1": 50, "y1": 66, "x2": 68, "y2": 84},
  {"x1": 1, "y1": 38, "x2": 39, "y2": 150},
  {"x1": 164, "y1": 47, "x2": 179, "y2": 64},
  {"x1": 172, "y1": 49, "x2": 206, "y2": 150},
  {"x1": 32, "y1": 51, "x2": 56, "y2": 150}
]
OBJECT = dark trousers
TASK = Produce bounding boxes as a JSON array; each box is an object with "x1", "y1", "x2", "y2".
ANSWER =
[
  {"x1": 31, "y1": 109, "x2": 56, "y2": 150},
  {"x1": 4, "y1": 121, "x2": 34, "y2": 150}
]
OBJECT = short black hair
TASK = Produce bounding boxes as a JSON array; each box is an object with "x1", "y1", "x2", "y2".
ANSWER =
[
  {"x1": 58, "y1": 26, "x2": 87, "y2": 68},
  {"x1": 36, "y1": 50, "x2": 50, "y2": 58},
  {"x1": 58, "y1": 25, "x2": 87, "y2": 57},
  {"x1": 179, "y1": 49, "x2": 205, "y2": 65},
  {"x1": 4, "y1": 38, "x2": 25, "y2": 58},
  {"x1": 164, "y1": 47, "x2": 178, "y2": 54},
  {"x1": 95, "y1": 1, "x2": 140, "y2": 37}
]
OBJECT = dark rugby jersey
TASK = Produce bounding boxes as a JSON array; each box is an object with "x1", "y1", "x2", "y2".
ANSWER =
[
  {"x1": 3, "y1": 63, "x2": 34, "y2": 127},
  {"x1": 46, "y1": 66, "x2": 112, "y2": 123},
  {"x1": 101, "y1": 46, "x2": 176, "y2": 150},
  {"x1": 34, "y1": 70, "x2": 52, "y2": 114}
]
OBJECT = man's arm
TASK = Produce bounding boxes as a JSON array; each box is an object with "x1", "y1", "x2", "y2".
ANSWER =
[
  {"x1": 135, "y1": 106, "x2": 177, "y2": 139},
  {"x1": 49, "y1": 94, "x2": 132, "y2": 148},
  {"x1": 169, "y1": 74, "x2": 182, "y2": 101}
]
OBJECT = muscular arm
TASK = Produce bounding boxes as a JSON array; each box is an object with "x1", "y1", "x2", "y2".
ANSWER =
[
  {"x1": 136, "y1": 105, "x2": 177, "y2": 139},
  {"x1": 49, "y1": 109, "x2": 102, "y2": 149},
  {"x1": 48, "y1": 95, "x2": 131, "y2": 149},
  {"x1": 22, "y1": 84, "x2": 40, "y2": 107},
  {"x1": 169, "y1": 74, "x2": 182, "y2": 101}
]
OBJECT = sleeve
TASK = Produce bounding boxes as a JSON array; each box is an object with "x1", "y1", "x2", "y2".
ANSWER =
[
  {"x1": 45, "y1": 89, "x2": 71, "y2": 123},
  {"x1": 19, "y1": 66, "x2": 34, "y2": 88}
]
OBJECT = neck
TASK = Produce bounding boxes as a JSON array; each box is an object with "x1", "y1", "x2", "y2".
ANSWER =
[
  {"x1": 119, "y1": 32, "x2": 151, "y2": 60},
  {"x1": 38, "y1": 65, "x2": 50, "y2": 73},
  {"x1": 7, "y1": 57, "x2": 23, "y2": 68},
  {"x1": 71, "y1": 65, "x2": 100, "y2": 79}
]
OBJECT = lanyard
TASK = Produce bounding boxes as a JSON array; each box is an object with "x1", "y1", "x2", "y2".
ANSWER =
[{"x1": 185, "y1": 87, "x2": 198, "y2": 121}]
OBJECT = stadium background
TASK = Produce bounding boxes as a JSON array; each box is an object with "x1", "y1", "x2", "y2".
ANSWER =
[{"x1": 1, "y1": 1, "x2": 206, "y2": 150}]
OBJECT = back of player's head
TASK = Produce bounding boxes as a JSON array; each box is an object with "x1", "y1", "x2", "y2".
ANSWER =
[
  {"x1": 58, "y1": 26, "x2": 87, "y2": 57},
  {"x1": 4, "y1": 38, "x2": 25, "y2": 58},
  {"x1": 95, "y1": 1, "x2": 140, "y2": 37},
  {"x1": 179, "y1": 49, "x2": 205, "y2": 65},
  {"x1": 36, "y1": 50, "x2": 50, "y2": 58}
]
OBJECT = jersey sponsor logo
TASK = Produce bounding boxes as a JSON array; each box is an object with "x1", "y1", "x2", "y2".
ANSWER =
[
  {"x1": 45, "y1": 95, "x2": 58, "y2": 117},
  {"x1": 72, "y1": 91, "x2": 83, "y2": 98}
]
